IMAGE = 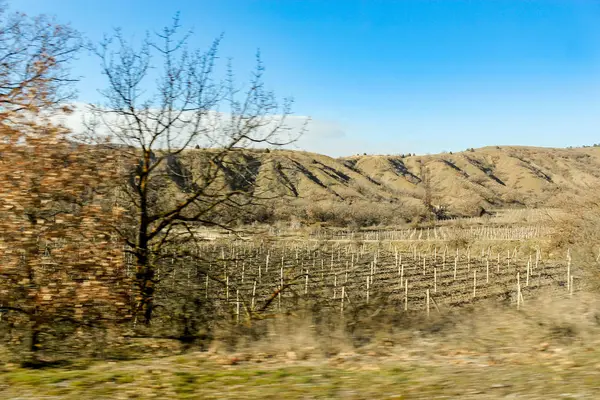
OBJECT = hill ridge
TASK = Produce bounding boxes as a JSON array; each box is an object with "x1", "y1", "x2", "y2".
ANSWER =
[{"x1": 171, "y1": 145, "x2": 600, "y2": 223}]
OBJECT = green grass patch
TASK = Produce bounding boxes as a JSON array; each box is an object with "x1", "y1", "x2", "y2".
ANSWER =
[{"x1": 1, "y1": 350, "x2": 600, "y2": 399}]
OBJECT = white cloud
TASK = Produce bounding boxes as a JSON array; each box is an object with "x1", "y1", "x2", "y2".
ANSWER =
[{"x1": 54, "y1": 103, "x2": 418, "y2": 158}]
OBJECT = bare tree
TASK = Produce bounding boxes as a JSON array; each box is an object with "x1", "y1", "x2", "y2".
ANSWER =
[{"x1": 89, "y1": 15, "x2": 305, "y2": 324}]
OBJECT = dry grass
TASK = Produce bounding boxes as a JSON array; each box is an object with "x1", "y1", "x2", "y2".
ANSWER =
[
  {"x1": 214, "y1": 288, "x2": 600, "y2": 362},
  {"x1": 2, "y1": 291, "x2": 600, "y2": 399},
  {"x1": 547, "y1": 194, "x2": 600, "y2": 291}
]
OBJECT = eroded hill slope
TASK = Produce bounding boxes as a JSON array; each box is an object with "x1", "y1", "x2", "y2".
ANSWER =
[{"x1": 172, "y1": 145, "x2": 600, "y2": 223}]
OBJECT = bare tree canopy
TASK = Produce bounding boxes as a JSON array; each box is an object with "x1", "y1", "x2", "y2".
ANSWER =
[
  {"x1": 88, "y1": 15, "x2": 306, "y2": 324},
  {"x1": 89, "y1": 14, "x2": 301, "y2": 152}
]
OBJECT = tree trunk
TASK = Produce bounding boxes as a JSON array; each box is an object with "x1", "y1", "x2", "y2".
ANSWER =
[
  {"x1": 135, "y1": 251, "x2": 156, "y2": 325},
  {"x1": 135, "y1": 151, "x2": 155, "y2": 324}
]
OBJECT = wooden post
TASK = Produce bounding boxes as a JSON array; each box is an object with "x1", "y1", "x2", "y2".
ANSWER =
[
  {"x1": 404, "y1": 279, "x2": 408, "y2": 311},
  {"x1": 366, "y1": 275, "x2": 370, "y2": 304},
  {"x1": 236, "y1": 290, "x2": 240, "y2": 324},
  {"x1": 345, "y1": 261, "x2": 349, "y2": 284},
  {"x1": 454, "y1": 256, "x2": 457, "y2": 281},
  {"x1": 426, "y1": 289, "x2": 430, "y2": 318},
  {"x1": 400, "y1": 263, "x2": 404, "y2": 287},
  {"x1": 529, "y1": 254, "x2": 533, "y2": 273},
  {"x1": 467, "y1": 247, "x2": 471, "y2": 271},
  {"x1": 333, "y1": 274, "x2": 337, "y2": 299},
  {"x1": 278, "y1": 266, "x2": 283, "y2": 311},
  {"x1": 305, "y1": 269, "x2": 309, "y2": 295},
  {"x1": 472, "y1": 270, "x2": 476, "y2": 298},
  {"x1": 434, "y1": 267, "x2": 437, "y2": 293},
  {"x1": 570, "y1": 275, "x2": 574, "y2": 296},
  {"x1": 172, "y1": 258, "x2": 176, "y2": 288},
  {"x1": 567, "y1": 249, "x2": 571, "y2": 292},
  {"x1": 226, "y1": 275, "x2": 229, "y2": 302},
  {"x1": 517, "y1": 272, "x2": 521, "y2": 310},
  {"x1": 205, "y1": 273, "x2": 209, "y2": 299},
  {"x1": 265, "y1": 252, "x2": 269, "y2": 273},
  {"x1": 251, "y1": 280, "x2": 257, "y2": 309},
  {"x1": 341, "y1": 286, "x2": 345, "y2": 314},
  {"x1": 258, "y1": 260, "x2": 261, "y2": 282},
  {"x1": 497, "y1": 253, "x2": 500, "y2": 273}
]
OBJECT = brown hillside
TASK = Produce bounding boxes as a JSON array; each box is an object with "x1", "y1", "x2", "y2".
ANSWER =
[{"x1": 173, "y1": 145, "x2": 600, "y2": 224}]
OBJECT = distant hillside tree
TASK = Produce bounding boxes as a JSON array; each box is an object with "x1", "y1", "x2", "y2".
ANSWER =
[{"x1": 419, "y1": 159, "x2": 433, "y2": 224}]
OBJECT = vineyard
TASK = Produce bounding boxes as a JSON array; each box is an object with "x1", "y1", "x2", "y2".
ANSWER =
[
  {"x1": 306, "y1": 225, "x2": 550, "y2": 241},
  {"x1": 146, "y1": 229, "x2": 575, "y2": 325}
]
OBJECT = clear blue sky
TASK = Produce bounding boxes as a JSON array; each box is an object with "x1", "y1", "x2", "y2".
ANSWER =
[{"x1": 16, "y1": 0, "x2": 600, "y2": 156}]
